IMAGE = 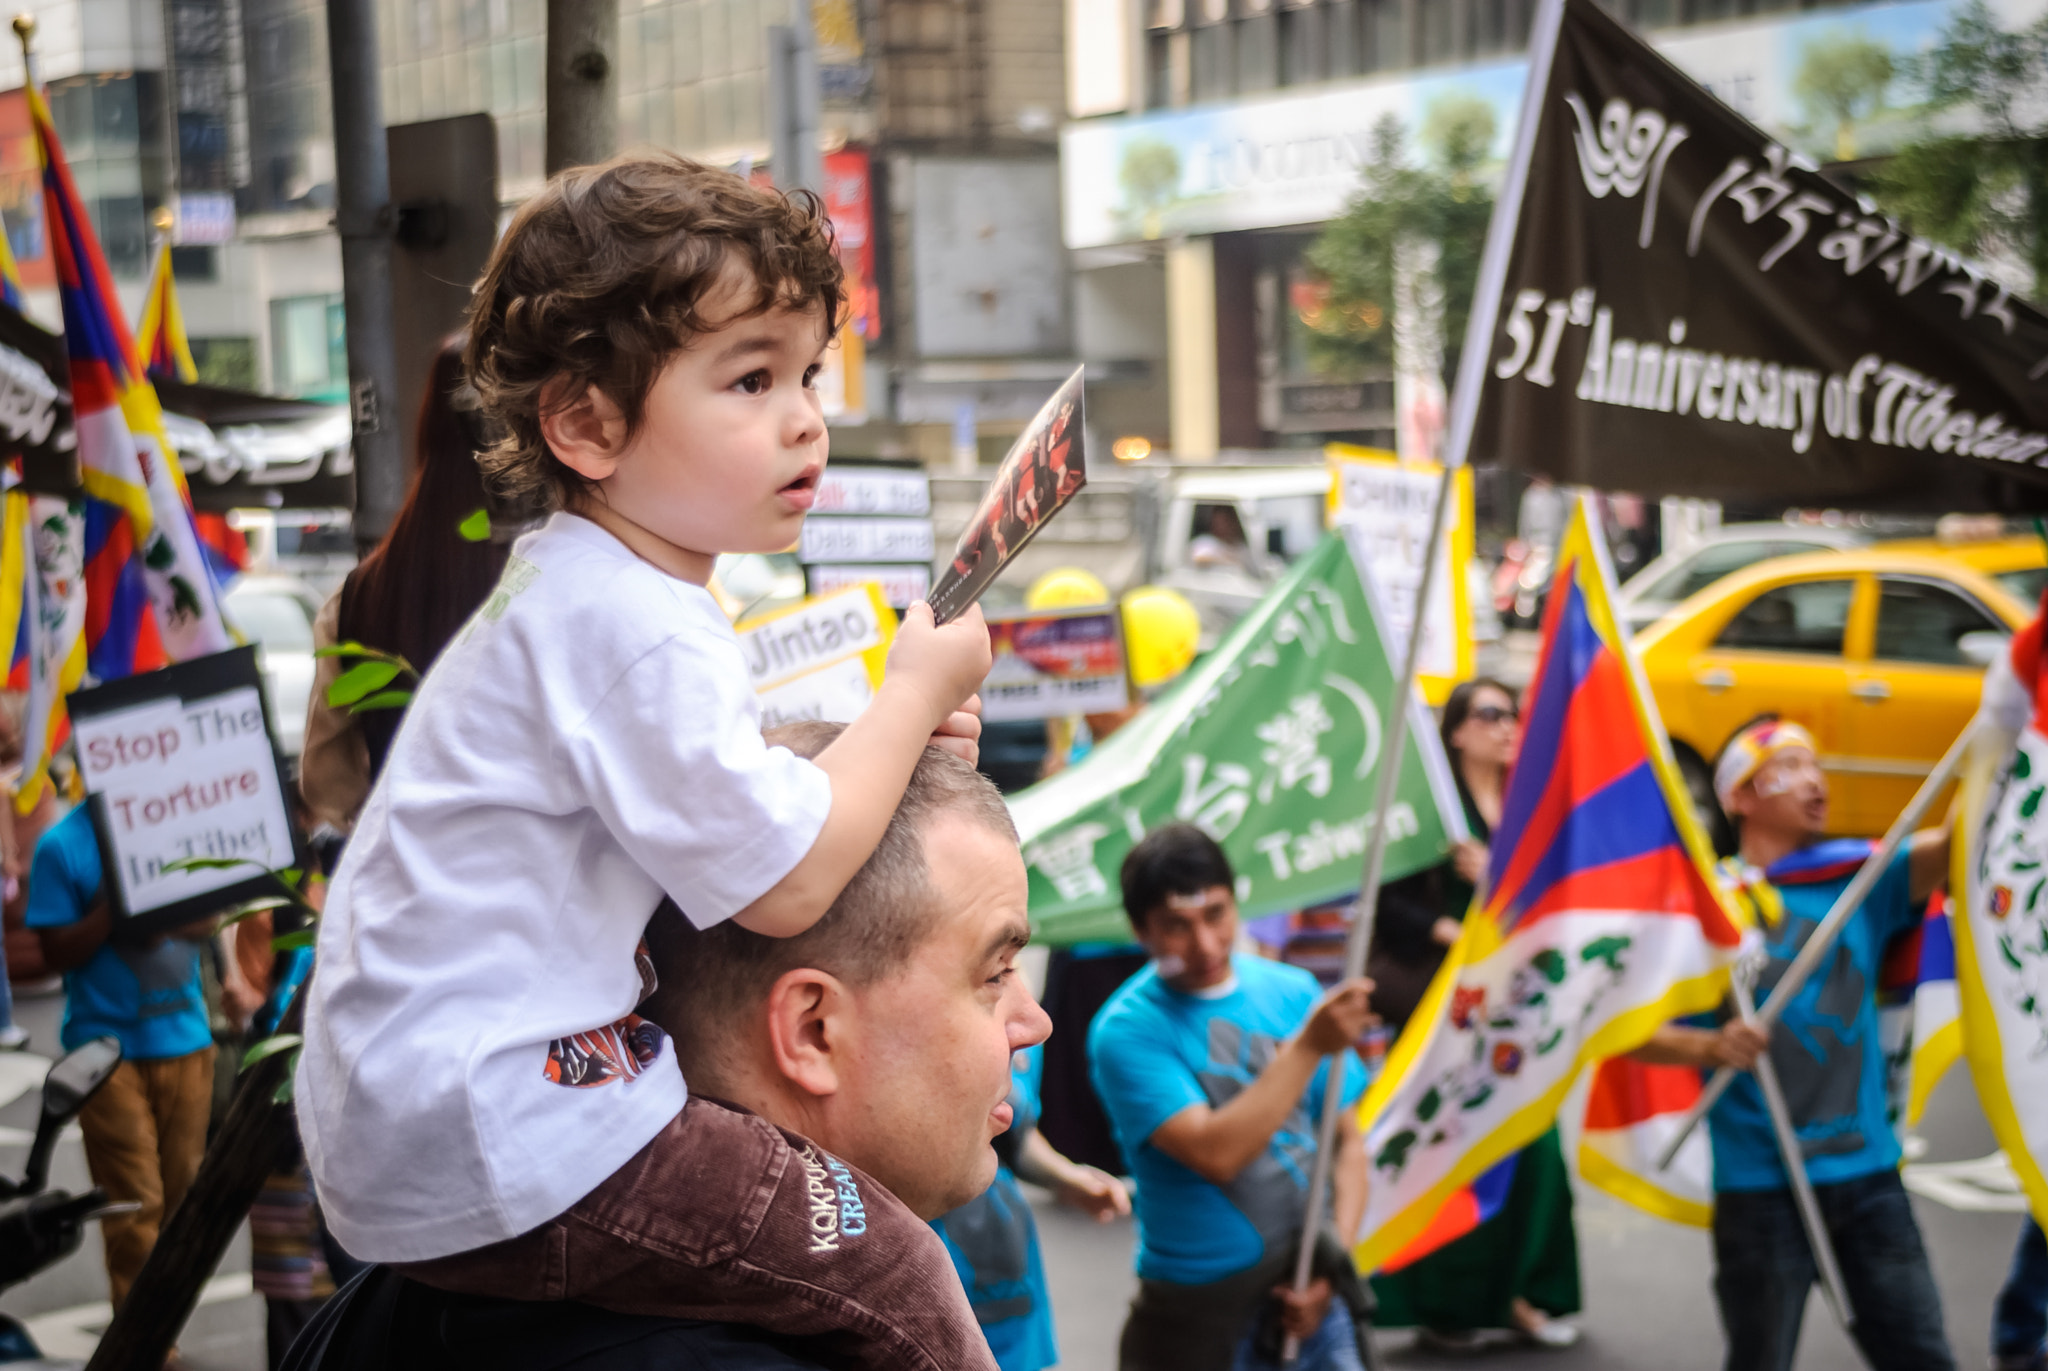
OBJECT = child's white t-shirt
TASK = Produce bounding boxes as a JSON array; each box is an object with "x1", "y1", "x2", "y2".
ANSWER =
[{"x1": 297, "y1": 513, "x2": 832, "y2": 1263}]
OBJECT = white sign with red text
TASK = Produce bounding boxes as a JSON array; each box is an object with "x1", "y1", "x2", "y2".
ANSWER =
[{"x1": 74, "y1": 684, "x2": 294, "y2": 918}]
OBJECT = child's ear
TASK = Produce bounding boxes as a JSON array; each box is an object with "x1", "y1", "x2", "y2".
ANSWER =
[{"x1": 539, "y1": 380, "x2": 629, "y2": 483}]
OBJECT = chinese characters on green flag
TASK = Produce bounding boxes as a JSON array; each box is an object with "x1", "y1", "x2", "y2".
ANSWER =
[{"x1": 1010, "y1": 531, "x2": 1469, "y2": 947}]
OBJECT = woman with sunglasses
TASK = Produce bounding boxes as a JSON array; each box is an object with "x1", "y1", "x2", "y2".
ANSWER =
[{"x1": 1368, "y1": 677, "x2": 1584, "y2": 1353}]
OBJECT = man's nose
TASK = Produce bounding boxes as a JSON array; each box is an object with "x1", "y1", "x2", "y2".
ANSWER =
[{"x1": 1010, "y1": 991, "x2": 1053, "y2": 1051}]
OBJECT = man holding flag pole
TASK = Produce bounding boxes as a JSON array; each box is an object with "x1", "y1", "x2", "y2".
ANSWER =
[{"x1": 1631, "y1": 716, "x2": 1956, "y2": 1370}]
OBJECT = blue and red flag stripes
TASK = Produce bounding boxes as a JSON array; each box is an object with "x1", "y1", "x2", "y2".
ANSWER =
[
  {"x1": 1378, "y1": 1154, "x2": 1520, "y2": 1273},
  {"x1": 81, "y1": 498, "x2": 165, "y2": 679},
  {"x1": 26, "y1": 74, "x2": 230, "y2": 680},
  {"x1": 1482, "y1": 574, "x2": 1725, "y2": 938},
  {"x1": 192, "y1": 510, "x2": 248, "y2": 582},
  {"x1": 1350, "y1": 496, "x2": 1743, "y2": 1273}
]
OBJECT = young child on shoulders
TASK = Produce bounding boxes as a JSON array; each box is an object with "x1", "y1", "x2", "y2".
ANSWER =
[{"x1": 297, "y1": 154, "x2": 995, "y2": 1371}]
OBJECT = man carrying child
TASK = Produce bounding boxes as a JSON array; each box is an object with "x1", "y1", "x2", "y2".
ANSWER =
[{"x1": 297, "y1": 155, "x2": 995, "y2": 1371}]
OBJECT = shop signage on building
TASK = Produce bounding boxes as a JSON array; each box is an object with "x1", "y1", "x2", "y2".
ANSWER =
[{"x1": 1061, "y1": 0, "x2": 1970, "y2": 251}]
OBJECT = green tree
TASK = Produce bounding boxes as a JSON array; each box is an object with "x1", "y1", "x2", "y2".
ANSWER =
[
  {"x1": 1792, "y1": 31, "x2": 1893, "y2": 161},
  {"x1": 1866, "y1": 2, "x2": 2048, "y2": 295},
  {"x1": 1302, "y1": 104, "x2": 1495, "y2": 381},
  {"x1": 1119, "y1": 140, "x2": 1183, "y2": 237}
]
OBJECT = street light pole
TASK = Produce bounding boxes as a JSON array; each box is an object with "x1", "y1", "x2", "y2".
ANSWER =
[
  {"x1": 766, "y1": 0, "x2": 822, "y2": 194},
  {"x1": 546, "y1": 0, "x2": 619, "y2": 175},
  {"x1": 325, "y1": 0, "x2": 404, "y2": 554}
]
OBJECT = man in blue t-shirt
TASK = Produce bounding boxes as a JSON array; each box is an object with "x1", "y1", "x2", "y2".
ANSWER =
[
  {"x1": 27, "y1": 804, "x2": 219, "y2": 1311},
  {"x1": 1089, "y1": 824, "x2": 1373, "y2": 1371},
  {"x1": 1637, "y1": 718, "x2": 1955, "y2": 1371},
  {"x1": 931, "y1": 1044, "x2": 1130, "y2": 1371}
]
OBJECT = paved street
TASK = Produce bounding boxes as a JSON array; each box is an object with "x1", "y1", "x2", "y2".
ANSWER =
[
  {"x1": 0, "y1": 980, "x2": 2022, "y2": 1370},
  {"x1": 1035, "y1": 1060, "x2": 2019, "y2": 1370}
]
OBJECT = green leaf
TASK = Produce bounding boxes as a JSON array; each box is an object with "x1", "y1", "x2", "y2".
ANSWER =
[
  {"x1": 162, "y1": 855, "x2": 265, "y2": 875},
  {"x1": 271, "y1": 927, "x2": 317, "y2": 951},
  {"x1": 272, "y1": 1062, "x2": 299, "y2": 1104},
  {"x1": 348, "y1": 689, "x2": 415, "y2": 714},
  {"x1": 458, "y1": 507, "x2": 492, "y2": 542},
  {"x1": 276, "y1": 868, "x2": 304, "y2": 892},
  {"x1": 217, "y1": 896, "x2": 295, "y2": 928},
  {"x1": 240, "y1": 1033, "x2": 304, "y2": 1072},
  {"x1": 328, "y1": 659, "x2": 404, "y2": 707},
  {"x1": 314, "y1": 639, "x2": 391, "y2": 660}
]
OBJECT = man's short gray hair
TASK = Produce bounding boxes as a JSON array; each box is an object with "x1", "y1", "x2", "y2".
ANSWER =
[{"x1": 641, "y1": 721, "x2": 1017, "y2": 1066}]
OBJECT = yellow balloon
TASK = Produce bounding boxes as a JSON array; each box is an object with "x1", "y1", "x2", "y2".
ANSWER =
[
  {"x1": 1121, "y1": 585, "x2": 1201, "y2": 688},
  {"x1": 1026, "y1": 567, "x2": 1111, "y2": 610}
]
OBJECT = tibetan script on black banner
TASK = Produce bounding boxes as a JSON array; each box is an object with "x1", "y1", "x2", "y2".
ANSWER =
[{"x1": 1468, "y1": 0, "x2": 2048, "y2": 511}]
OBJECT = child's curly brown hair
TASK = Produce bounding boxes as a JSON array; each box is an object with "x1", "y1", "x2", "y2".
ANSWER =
[{"x1": 465, "y1": 153, "x2": 845, "y2": 516}]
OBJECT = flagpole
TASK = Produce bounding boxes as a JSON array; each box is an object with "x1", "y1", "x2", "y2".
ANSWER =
[
  {"x1": 1280, "y1": 463, "x2": 1454, "y2": 1359},
  {"x1": 1729, "y1": 968, "x2": 1855, "y2": 1329},
  {"x1": 1655, "y1": 718, "x2": 1981, "y2": 1171},
  {"x1": 1280, "y1": 0, "x2": 1568, "y2": 1354}
]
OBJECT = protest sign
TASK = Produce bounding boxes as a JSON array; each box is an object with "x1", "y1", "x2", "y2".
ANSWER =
[
  {"x1": 982, "y1": 606, "x2": 1129, "y2": 724},
  {"x1": 1467, "y1": 0, "x2": 2048, "y2": 509},
  {"x1": 928, "y1": 367, "x2": 1087, "y2": 624},
  {"x1": 1010, "y1": 532, "x2": 1467, "y2": 947},
  {"x1": 1326, "y1": 445, "x2": 1474, "y2": 704},
  {"x1": 737, "y1": 582, "x2": 897, "y2": 727},
  {"x1": 813, "y1": 467, "x2": 930, "y2": 517},
  {"x1": 798, "y1": 516, "x2": 934, "y2": 565},
  {"x1": 69, "y1": 646, "x2": 297, "y2": 934},
  {"x1": 808, "y1": 562, "x2": 931, "y2": 609}
]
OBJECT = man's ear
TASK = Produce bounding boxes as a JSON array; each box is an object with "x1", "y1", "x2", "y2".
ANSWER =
[
  {"x1": 537, "y1": 379, "x2": 630, "y2": 484},
  {"x1": 763, "y1": 967, "x2": 851, "y2": 1099}
]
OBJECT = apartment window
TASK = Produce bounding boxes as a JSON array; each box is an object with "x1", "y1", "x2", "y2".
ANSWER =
[
  {"x1": 1362, "y1": 0, "x2": 1408, "y2": 72},
  {"x1": 1419, "y1": 0, "x2": 1458, "y2": 64},
  {"x1": 269, "y1": 294, "x2": 347, "y2": 400},
  {"x1": 1470, "y1": 0, "x2": 1532, "y2": 54},
  {"x1": 1624, "y1": 0, "x2": 1680, "y2": 27},
  {"x1": 1236, "y1": 13, "x2": 1280, "y2": 93},
  {"x1": 190, "y1": 336, "x2": 257, "y2": 390},
  {"x1": 1147, "y1": 30, "x2": 1175, "y2": 105},
  {"x1": 1324, "y1": 1, "x2": 1360, "y2": 78},
  {"x1": 1279, "y1": 6, "x2": 1325, "y2": 85},
  {"x1": 1191, "y1": 23, "x2": 1233, "y2": 101},
  {"x1": 169, "y1": 246, "x2": 217, "y2": 281}
]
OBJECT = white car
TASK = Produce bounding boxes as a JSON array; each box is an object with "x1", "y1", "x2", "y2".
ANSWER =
[
  {"x1": 221, "y1": 574, "x2": 327, "y2": 758},
  {"x1": 1617, "y1": 523, "x2": 1868, "y2": 634}
]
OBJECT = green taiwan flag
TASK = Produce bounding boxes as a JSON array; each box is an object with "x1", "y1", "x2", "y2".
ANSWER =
[{"x1": 1012, "y1": 530, "x2": 1471, "y2": 947}]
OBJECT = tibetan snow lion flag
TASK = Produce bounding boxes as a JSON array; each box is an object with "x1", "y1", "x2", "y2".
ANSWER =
[
  {"x1": 26, "y1": 79, "x2": 229, "y2": 680},
  {"x1": 1577, "y1": 1055, "x2": 1714, "y2": 1228},
  {"x1": 1953, "y1": 608, "x2": 2048, "y2": 1229},
  {"x1": 1349, "y1": 496, "x2": 1743, "y2": 1271},
  {"x1": 137, "y1": 240, "x2": 198, "y2": 385}
]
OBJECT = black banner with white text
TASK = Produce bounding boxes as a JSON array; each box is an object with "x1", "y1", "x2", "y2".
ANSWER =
[{"x1": 1472, "y1": 0, "x2": 2048, "y2": 511}]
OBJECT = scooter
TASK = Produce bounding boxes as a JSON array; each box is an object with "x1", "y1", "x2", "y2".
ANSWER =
[{"x1": 0, "y1": 1037, "x2": 130, "y2": 1367}]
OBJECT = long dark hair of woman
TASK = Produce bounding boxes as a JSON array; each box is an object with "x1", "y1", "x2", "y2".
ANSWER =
[
  {"x1": 1439, "y1": 675, "x2": 1515, "y2": 777},
  {"x1": 336, "y1": 334, "x2": 509, "y2": 774}
]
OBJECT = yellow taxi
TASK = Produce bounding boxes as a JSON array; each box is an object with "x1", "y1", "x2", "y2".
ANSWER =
[
  {"x1": 1635, "y1": 550, "x2": 2031, "y2": 838},
  {"x1": 1876, "y1": 533, "x2": 2048, "y2": 610}
]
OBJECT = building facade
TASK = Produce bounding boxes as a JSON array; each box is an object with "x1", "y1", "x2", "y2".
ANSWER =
[
  {"x1": 1061, "y1": 0, "x2": 2048, "y2": 460},
  {"x1": 0, "y1": 0, "x2": 1082, "y2": 475}
]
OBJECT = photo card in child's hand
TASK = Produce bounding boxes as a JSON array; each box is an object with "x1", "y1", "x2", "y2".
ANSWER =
[{"x1": 926, "y1": 366, "x2": 1087, "y2": 625}]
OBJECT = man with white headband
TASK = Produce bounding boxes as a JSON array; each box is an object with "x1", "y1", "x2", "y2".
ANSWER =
[{"x1": 1635, "y1": 715, "x2": 1955, "y2": 1371}]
